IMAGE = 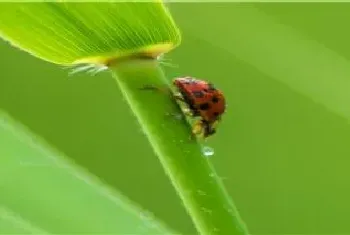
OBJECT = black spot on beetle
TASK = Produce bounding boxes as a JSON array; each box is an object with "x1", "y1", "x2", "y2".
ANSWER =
[
  {"x1": 213, "y1": 112, "x2": 220, "y2": 116},
  {"x1": 212, "y1": 96, "x2": 219, "y2": 103},
  {"x1": 192, "y1": 91, "x2": 204, "y2": 98},
  {"x1": 199, "y1": 103, "x2": 210, "y2": 110}
]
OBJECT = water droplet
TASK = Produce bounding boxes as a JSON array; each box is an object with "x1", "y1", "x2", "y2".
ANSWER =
[{"x1": 202, "y1": 146, "x2": 214, "y2": 157}]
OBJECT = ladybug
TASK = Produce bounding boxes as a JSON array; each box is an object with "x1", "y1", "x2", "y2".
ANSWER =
[
  {"x1": 141, "y1": 76, "x2": 226, "y2": 139},
  {"x1": 172, "y1": 77, "x2": 226, "y2": 138}
]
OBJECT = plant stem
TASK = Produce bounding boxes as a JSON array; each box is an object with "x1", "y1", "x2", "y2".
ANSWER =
[{"x1": 110, "y1": 58, "x2": 248, "y2": 235}]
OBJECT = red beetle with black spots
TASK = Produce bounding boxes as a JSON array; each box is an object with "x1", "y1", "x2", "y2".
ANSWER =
[
  {"x1": 141, "y1": 76, "x2": 226, "y2": 139},
  {"x1": 172, "y1": 77, "x2": 226, "y2": 138}
]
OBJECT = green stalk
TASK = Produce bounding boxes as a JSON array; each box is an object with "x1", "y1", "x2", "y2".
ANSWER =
[{"x1": 110, "y1": 58, "x2": 249, "y2": 235}]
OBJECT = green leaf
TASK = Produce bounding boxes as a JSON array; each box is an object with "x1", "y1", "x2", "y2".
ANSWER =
[
  {"x1": 0, "y1": 110, "x2": 177, "y2": 234},
  {"x1": 0, "y1": 2, "x2": 181, "y2": 65}
]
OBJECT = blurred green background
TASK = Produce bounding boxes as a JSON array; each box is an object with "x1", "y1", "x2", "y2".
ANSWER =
[{"x1": 1, "y1": 3, "x2": 350, "y2": 234}]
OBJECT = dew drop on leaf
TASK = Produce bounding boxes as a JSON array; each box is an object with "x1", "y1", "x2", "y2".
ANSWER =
[{"x1": 202, "y1": 146, "x2": 214, "y2": 157}]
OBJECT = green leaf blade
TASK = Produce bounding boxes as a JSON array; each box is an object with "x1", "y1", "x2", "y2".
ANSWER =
[
  {"x1": 0, "y1": 110, "x2": 177, "y2": 234},
  {"x1": 0, "y1": 2, "x2": 181, "y2": 65}
]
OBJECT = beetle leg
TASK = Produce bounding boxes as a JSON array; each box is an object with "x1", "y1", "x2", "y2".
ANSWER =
[
  {"x1": 141, "y1": 85, "x2": 188, "y2": 106},
  {"x1": 140, "y1": 85, "x2": 169, "y2": 94},
  {"x1": 173, "y1": 93, "x2": 186, "y2": 103},
  {"x1": 191, "y1": 120, "x2": 204, "y2": 139},
  {"x1": 202, "y1": 122, "x2": 216, "y2": 139},
  {"x1": 182, "y1": 107, "x2": 194, "y2": 117}
]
